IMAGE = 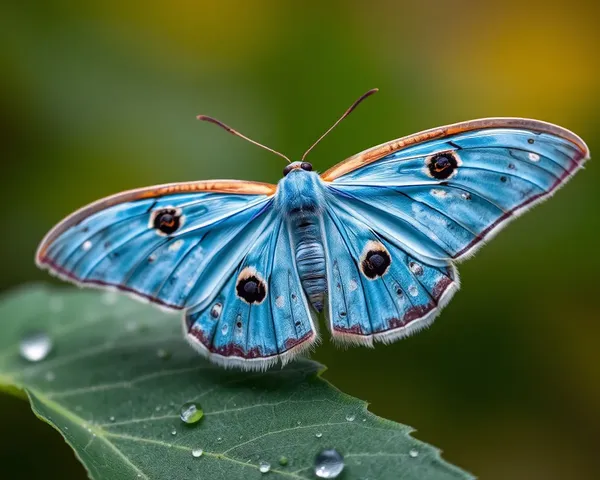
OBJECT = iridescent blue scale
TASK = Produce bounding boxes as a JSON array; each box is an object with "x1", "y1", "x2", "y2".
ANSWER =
[{"x1": 37, "y1": 115, "x2": 590, "y2": 370}]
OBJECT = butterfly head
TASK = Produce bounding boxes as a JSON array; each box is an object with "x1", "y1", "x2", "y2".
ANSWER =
[{"x1": 282, "y1": 161, "x2": 313, "y2": 177}]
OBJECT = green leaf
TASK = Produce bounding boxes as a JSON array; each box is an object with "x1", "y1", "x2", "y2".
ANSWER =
[{"x1": 0, "y1": 286, "x2": 473, "y2": 480}]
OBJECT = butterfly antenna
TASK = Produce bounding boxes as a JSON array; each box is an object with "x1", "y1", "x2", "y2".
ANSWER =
[
  {"x1": 197, "y1": 115, "x2": 292, "y2": 164},
  {"x1": 301, "y1": 88, "x2": 379, "y2": 163}
]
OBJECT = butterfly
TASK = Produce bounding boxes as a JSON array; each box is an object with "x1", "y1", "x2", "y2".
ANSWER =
[{"x1": 36, "y1": 89, "x2": 590, "y2": 370}]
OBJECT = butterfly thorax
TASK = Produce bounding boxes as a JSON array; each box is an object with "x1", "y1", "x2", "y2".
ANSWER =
[{"x1": 276, "y1": 170, "x2": 327, "y2": 312}]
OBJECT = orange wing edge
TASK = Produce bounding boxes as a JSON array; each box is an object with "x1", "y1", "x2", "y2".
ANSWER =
[
  {"x1": 35, "y1": 179, "x2": 276, "y2": 265},
  {"x1": 320, "y1": 117, "x2": 591, "y2": 182}
]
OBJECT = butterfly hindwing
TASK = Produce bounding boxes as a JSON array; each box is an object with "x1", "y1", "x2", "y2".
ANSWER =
[
  {"x1": 322, "y1": 201, "x2": 458, "y2": 344},
  {"x1": 184, "y1": 216, "x2": 317, "y2": 368}
]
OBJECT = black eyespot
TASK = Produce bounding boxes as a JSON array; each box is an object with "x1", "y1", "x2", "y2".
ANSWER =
[
  {"x1": 153, "y1": 208, "x2": 181, "y2": 235},
  {"x1": 528, "y1": 138, "x2": 535, "y2": 144},
  {"x1": 361, "y1": 249, "x2": 391, "y2": 279},
  {"x1": 428, "y1": 153, "x2": 458, "y2": 180},
  {"x1": 283, "y1": 164, "x2": 294, "y2": 176},
  {"x1": 300, "y1": 162, "x2": 313, "y2": 171},
  {"x1": 236, "y1": 276, "x2": 266, "y2": 304},
  {"x1": 500, "y1": 176, "x2": 508, "y2": 183}
]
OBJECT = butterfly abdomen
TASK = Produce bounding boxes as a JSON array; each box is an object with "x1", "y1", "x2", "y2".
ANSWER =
[{"x1": 290, "y1": 213, "x2": 327, "y2": 312}]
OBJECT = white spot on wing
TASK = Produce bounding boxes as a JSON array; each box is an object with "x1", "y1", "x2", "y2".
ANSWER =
[
  {"x1": 430, "y1": 189, "x2": 448, "y2": 198},
  {"x1": 275, "y1": 296, "x2": 284, "y2": 308},
  {"x1": 82, "y1": 241, "x2": 92, "y2": 251},
  {"x1": 168, "y1": 239, "x2": 184, "y2": 252},
  {"x1": 348, "y1": 279, "x2": 358, "y2": 291},
  {"x1": 528, "y1": 153, "x2": 540, "y2": 162}
]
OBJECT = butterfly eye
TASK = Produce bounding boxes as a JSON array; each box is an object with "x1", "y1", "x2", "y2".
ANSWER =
[
  {"x1": 283, "y1": 164, "x2": 295, "y2": 176},
  {"x1": 300, "y1": 162, "x2": 313, "y2": 171},
  {"x1": 428, "y1": 152, "x2": 459, "y2": 180},
  {"x1": 152, "y1": 208, "x2": 182, "y2": 235}
]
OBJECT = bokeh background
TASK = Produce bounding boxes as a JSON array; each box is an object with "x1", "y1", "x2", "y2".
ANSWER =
[{"x1": 1, "y1": 1, "x2": 599, "y2": 479}]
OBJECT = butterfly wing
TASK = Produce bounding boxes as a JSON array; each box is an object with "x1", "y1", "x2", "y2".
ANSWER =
[
  {"x1": 37, "y1": 179, "x2": 318, "y2": 368},
  {"x1": 184, "y1": 217, "x2": 318, "y2": 369},
  {"x1": 320, "y1": 118, "x2": 589, "y2": 343}
]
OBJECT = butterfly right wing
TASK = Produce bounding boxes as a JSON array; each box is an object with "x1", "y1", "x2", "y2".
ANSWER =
[{"x1": 321, "y1": 201, "x2": 458, "y2": 345}]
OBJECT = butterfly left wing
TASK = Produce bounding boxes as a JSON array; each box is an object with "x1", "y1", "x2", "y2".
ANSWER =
[
  {"x1": 36, "y1": 179, "x2": 318, "y2": 369},
  {"x1": 320, "y1": 118, "x2": 589, "y2": 344}
]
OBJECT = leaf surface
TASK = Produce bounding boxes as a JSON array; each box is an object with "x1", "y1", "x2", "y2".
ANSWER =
[{"x1": 0, "y1": 286, "x2": 473, "y2": 479}]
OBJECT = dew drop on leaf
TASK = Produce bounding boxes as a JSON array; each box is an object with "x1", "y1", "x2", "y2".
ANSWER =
[
  {"x1": 180, "y1": 402, "x2": 204, "y2": 424},
  {"x1": 259, "y1": 461, "x2": 271, "y2": 473},
  {"x1": 314, "y1": 449, "x2": 345, "y2": 478},
  {"x1": 278, "y1": 456, "x2": 288, "y2": 466},
  {"x1": 171, "y1": 429, "x2": 177, "y2": 436},
  {"x1": 409, "y1": 448, "x2": 419, "y2": 458},
  {"x1": 345, "y1": 413, "x2": 355, "y2": 422},
  {"x1": 315, "y1": 432, "x2": 323, "y2": 438},
  {"x1": 19, "y1": 331, "x2": 53, "y2": 362},
  {"x1": 109, "y1": 416, "x2": 115, "y2": 422},
  {"x1": 192, "y1": 448, "x2": 203, "y2": 458}
]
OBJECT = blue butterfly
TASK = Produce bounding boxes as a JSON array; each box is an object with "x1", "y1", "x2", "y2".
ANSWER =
[{"x1": 36, "y1": 89, "x2": 590, "y2": 370}]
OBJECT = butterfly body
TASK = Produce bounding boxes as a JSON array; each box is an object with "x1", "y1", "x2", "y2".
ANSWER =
[
  {"x1": 36, "y1": 112, "x2": 590, "y2": 370},
  {"x1": 276, "y1": 165, "x2": 328, "y2": 312}
]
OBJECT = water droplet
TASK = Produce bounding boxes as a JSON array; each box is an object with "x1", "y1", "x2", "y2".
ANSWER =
[
  {"x1": 409, "y1": 448, "x2": 419, "y2": 458},
  {"x1": 171, "y1": 429, "x2": 177, "y2": 436},
  {"x1": 297, "y1": 420, "x2": 302, "y2": 425},
  {"x1": 461, "y1": 192, "x2": 472, "y2": 201},
  {"x1": 217, "y1": 436, "x2": 223, "y2": 443},
  {"x1": 314, "y1": 449, "x2": 344, "y2": 478},
  {"x1": 45, "y1": 371, "x2": 56, "y2": 382},
  {"x1": 279, "y1": 456, "x2": 288, "y2": 466},
  {"x1": 109, "y1": 416, "x2": 115, "y2": 422},
  {"x1": 19, "y1": 331, "x2": 53, "y2": 362},
  {"x1": 155, "y1": 406, "x2": 162, "y2": 412},
  {"x1": 221, "y1": 323, "x2": 229, "y2": 335},
  {"x1": 408, "y1": 285, "x2": 419, "y2": 297},
  {"x1": 179, "y1": 402, "x2": 204, "y2": 424},
  {"x1": 362, "y1": 418, "x2": 367, "y2": 422},
  {"x1": 157, "y1": 348, "x2": 171, "y2": 360},
  {"x1": 82, "y1": 240, "x2": 93, "y2": 251},
  {"x1": 192, "y1": 448, "x2": 203, "y2": 458},
  {"x1": 315, "y1": 432, "x2": 323, "y2": 438},
  {"x1": 259, "y1": 461, "x2": 271, "y2": 473},
  {"x1": 345, "y1": 414, "x2": 355, "y2": 422}
]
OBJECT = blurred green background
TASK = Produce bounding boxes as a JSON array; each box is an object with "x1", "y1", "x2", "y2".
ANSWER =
[{"x1": 1, "y1": 1, "x2": 599, "y2": 479}]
